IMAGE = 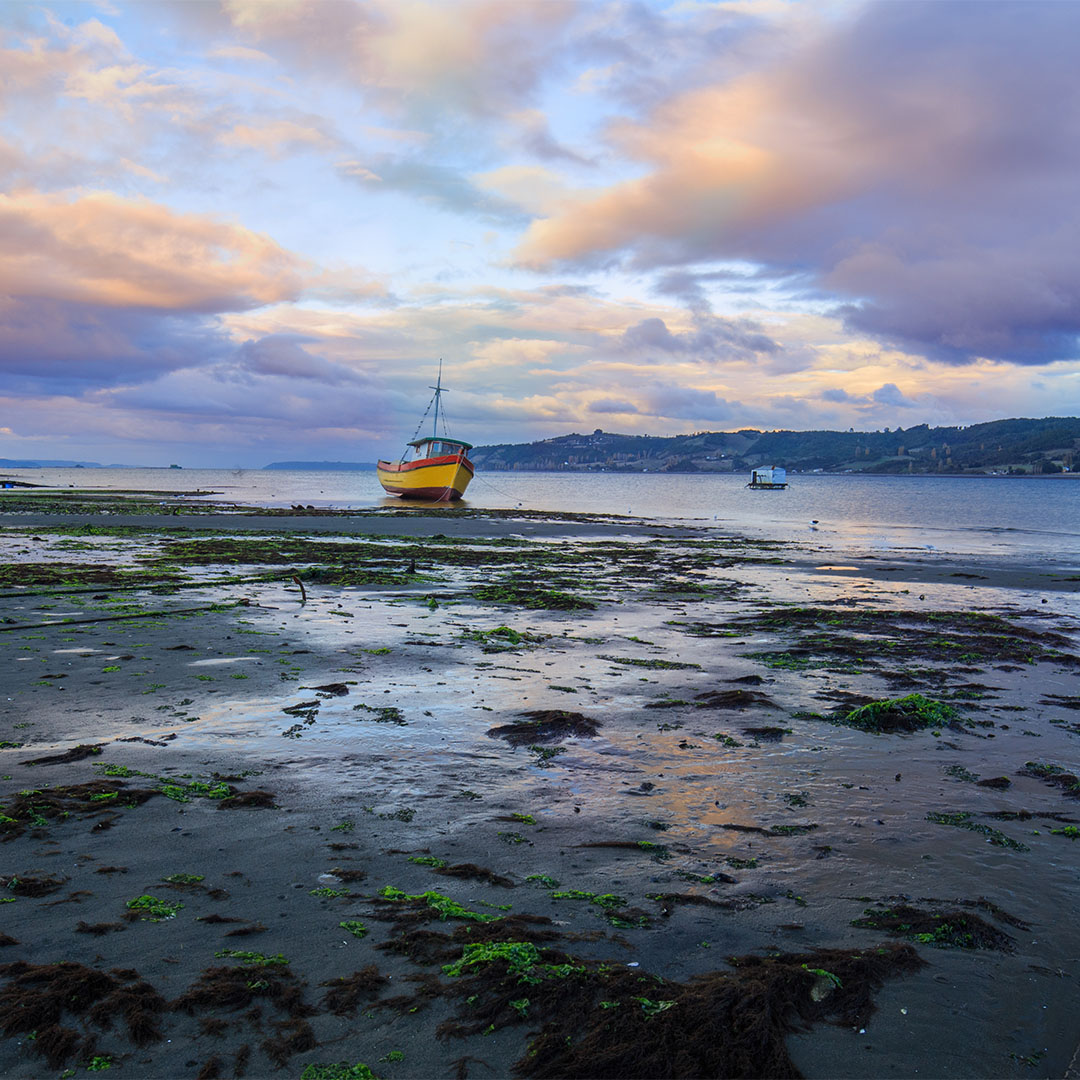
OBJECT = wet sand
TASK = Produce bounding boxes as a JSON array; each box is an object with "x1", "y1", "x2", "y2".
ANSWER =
[{"x1": 1, "y1": 503, "x2": 1078, "y2": 1079}]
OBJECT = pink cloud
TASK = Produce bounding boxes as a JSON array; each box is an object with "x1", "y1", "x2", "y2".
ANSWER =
[{"x1": 0, "y1": 190, "x2": 303, "y2": 312}]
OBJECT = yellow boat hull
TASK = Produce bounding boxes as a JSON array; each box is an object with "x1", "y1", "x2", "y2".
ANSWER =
[{"x1": 376, "y1": 455, "x2": 474, "y2": 501}]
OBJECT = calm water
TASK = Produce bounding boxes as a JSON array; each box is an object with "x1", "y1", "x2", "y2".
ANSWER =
[{"x1": 4, "y1": 466, "x2": 1079, "y2": 563}]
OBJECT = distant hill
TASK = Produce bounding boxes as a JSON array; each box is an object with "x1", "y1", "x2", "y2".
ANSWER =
[
  {"x1": 263, "y1": 461, "x2": 376, "y2": 471},
  {"x1": 0, "y1": 459, "x2": 103, "y2": 468},
  {"x1": 471, "y1": 417, "x2": 1080, "y2": 476}
]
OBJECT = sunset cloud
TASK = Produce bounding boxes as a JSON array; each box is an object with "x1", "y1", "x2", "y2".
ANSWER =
[
  {"x1": 513, "y1": 3, "x2": 1080, "y2": 366},
  {"x1": 0, "y1": 190, "x2": 302, "y2": 311}
]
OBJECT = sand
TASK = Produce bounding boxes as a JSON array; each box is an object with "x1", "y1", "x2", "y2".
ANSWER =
[{"x1": 1, "y1": 501, "x2": 1078, "y2": 1079}]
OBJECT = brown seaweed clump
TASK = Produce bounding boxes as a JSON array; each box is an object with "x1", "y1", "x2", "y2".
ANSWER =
[
  {"x1": 0, "y1": 780, "x2": 159, "y2": 841},
  {"x1": 20, "y1": 744, "x2": 104, "y2": 766},
  {"x1": 172, "y1": 965, "x2": 313, "y2": 1021},
  {"x1": 0, "y1": 874, "x2": 67, "y2": 897},
  {"x1": 319, "y1": 965, "x2": 389, "y2": 1015},
  {"x1": 0, "y1": 961, "x2": 166, "y2": 1068},
  {"x1": 434, "y1": 862, "x2": 515, "y2": 888},
  {"x1": 216, "y1": 790, "x2": 277, "y2": 810},
  {"x1": 851, "y1": 905, "x2": 1016, "y2": 951},
  {"x1": 487, "y1": 710, "x2": 601, "y2": 746},
  {"x1": 426, "y1": 941, "x2": 923, "y2": 1079},
  {"x1": 1018, "y1": 762, "x2": 1080, "y2": 798}
]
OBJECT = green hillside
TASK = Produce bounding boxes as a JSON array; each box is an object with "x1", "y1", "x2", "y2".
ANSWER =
[{"x1": 471, "y1": 417, "x2": 1080, "y2": 476}]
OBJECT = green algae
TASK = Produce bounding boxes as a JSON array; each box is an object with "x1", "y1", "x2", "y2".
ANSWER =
[
  {"x1": 600, "y1": 655, "x2": 702, "y2": 670},
  {"x1": 472, "y1": 584, "x2": 596, "y2": 610},
  {"x1": 926, "y1": 811, "x2": 1029, "y2": 851},
  {"x1": 442, "y1": 941, "x2": 585, "y2": 985},
  {"x1": 214, "y1": 950, "x2": 289, "y2": 965},
  {"x1": 300, "y1": 1064, "x2": 377, "y2": 1079},
  {"x1": 125, "y1": 895, "x2": 182, "y2": 921},
  {"x1": 838, "y1": 694, "x2": 962, "y2": 734},
  {"x1": 378, "y1": 886, "x2": 502, "y2": 923}
]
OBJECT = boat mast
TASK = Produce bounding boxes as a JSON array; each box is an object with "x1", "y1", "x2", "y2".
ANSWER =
[{"x1": 430, "y1": 360, "x2": 445, "y2": 440}]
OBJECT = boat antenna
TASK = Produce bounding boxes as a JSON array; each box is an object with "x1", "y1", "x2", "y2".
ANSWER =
[{"x1": 430, "y1": 360, "x2": 445, "y2": 439}]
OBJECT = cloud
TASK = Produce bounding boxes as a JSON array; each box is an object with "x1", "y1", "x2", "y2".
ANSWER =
[
  {"x1": 0, "y1": 190, "x2": 303, "y2": 312},
  {"x1": 220, "y1": 119, "x2": 340, "y2": 156},
  {"x1": 871, "y1": 383, "x2": 915, "y2": 408},
  {"x1": 207, "y1": 44, "x2": 275, "y2": 63},
  {"x1": 511, "y1": 2, "x2": 1080, "y2": 366},
  {"x1": 821, "y1": 387, "x2": 853, "y2": 403},
  {"x1": 0, "y1": 296, "x2": 233, "y2": 391},
  {"x1": 337, "y1": 156, "x2": 527, "y2": 224},
  {"x1": 639, "y1": 383, "x2": 736, "y2": 421},
  {"x1": 589, "y1": 398, "x2": 638, "y2": 414},
  {"x1": 509, "y1": 109, "x2": 593, "y2": 166},
  {"x1": 618, "y1": 315, "x2": 779, "y2": 361},
  {"x1": 235, "y1": 334, "x2": 367, "y2": 384},
  {"x1": 203, "y1": 0, "x2": 578, "y2": 130}
]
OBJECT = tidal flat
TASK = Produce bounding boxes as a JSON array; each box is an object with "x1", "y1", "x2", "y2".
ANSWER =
[{"x1": 1, "y1": 499, "x2": 1078, "y2": 1079}]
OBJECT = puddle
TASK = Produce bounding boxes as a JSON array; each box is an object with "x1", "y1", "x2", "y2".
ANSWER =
[{"x1": 187, "y1": 657, "x2": 261, "y2": 666}]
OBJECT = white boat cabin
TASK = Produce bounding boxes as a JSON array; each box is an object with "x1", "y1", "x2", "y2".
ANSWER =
[
  {"x1": 407, "y1": 436, "x2": 473, "y2": 461},
  {"x1": 749, "y1": 466, "x2": 787, "y2": 488}
]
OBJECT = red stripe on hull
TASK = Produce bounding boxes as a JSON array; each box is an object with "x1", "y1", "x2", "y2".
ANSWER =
[{"x1": 376, "y1": 455, "x2": 474, "y2": 476}]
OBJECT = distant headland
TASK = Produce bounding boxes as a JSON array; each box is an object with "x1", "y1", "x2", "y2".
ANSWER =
[{"x1": 263, "y1": 461, "x2": 376, "y2": 471}]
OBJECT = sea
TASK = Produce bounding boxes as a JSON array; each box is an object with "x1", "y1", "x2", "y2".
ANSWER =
[{"x1": 3, "y1": 466, "x2": 1079, "y2": 567}]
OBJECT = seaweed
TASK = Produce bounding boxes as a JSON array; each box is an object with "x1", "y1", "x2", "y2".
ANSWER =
[
  {"x1": 488, "y1": 711, "x2": 601, "y2": 746},
  {"x1": 172, "y1": 964, "x2": 314, "y2": 1021},
  {"x1": 473, "y1": 584, "x2": 595, "y2": 611},
  {"x1": 424, "y1": 939, "x2": 924, "y2": 1078},
  {"x1": 1, "y1": 874, "x2": 66, "y2": 897},
  {"x1": 261, "y1": 1017, "x2": 317, "y2": 1067},
  {"x1": 20, "y1": 744, "x2": 104, "y2": 766},
  {"x1": 300, "y1": 1065, "x2": 377, "y2": 1080},
  {"x1": 217, "y1": 790, "x2": 277, "y2": 810},
  {"x1": 431, "y1": 862, "x2": 515, "y2": 888},
  {"x1": 730, "y1": 607, "x2": 1074, "y2": 675},
  {"x1": 0, "y1": 779, "x2": 159, "y2": 841},
  {"x1": 319, "y1": 966, "x2": 390, "y2": 1015},
  {"x1": 353, "y1": 704, "x2": 407, "y2": 726},
  {"x1": 0, "y1": 961, "x2": 165, "y2": 1067},
  {"x1": 374, "y1": 886, "x2": 504, "y2": 924},
  {"x1": 600, "y1": 656, "x2": 701, "y2": 671},
  {"x1": 1018, "y1": 761, "x2": 1080, "y2": 797},
  {"x1": 835, "y1": 694, "x2": 963, "y2": 734},
  {"x1": 852, "y1": 906, "x2": 1016, "y2": 951},
  {"x1": 650, "y1": 893, "x2": 732, "y2": 916},
  {"x1": 741, "y1": 726, "x2": 792, "y2": 742},
  {"x1": 926, "y1": 812, "x2": 1029, "y2": 850},
  {"x1": 464, "y1": 626, "x2": 548, "y2": 650}
]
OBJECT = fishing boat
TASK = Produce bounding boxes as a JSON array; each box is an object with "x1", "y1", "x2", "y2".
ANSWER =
[
  {"x1": 376, "y1": 365, "x2": 475, "y2": 501},
  {"x1": 747, "y1": 466, "x2": 787, "y2": 489}
]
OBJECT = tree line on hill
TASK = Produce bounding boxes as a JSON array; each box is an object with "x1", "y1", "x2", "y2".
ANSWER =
[{"x1": 470, "y1": 417, "x2": 1080, "y2": 476}]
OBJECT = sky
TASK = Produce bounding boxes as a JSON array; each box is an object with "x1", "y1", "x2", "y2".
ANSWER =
[{"x1": 2, "y1": 0, "x2": 1079, "y2": 467}]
